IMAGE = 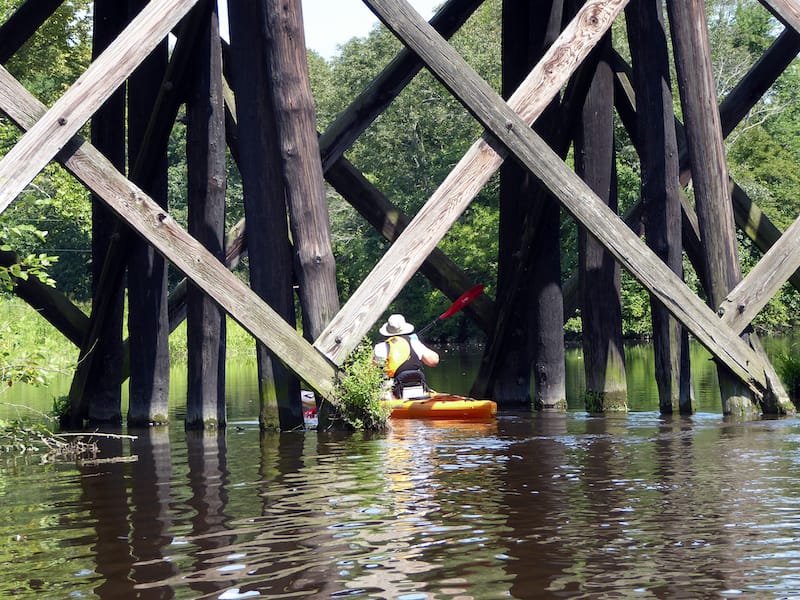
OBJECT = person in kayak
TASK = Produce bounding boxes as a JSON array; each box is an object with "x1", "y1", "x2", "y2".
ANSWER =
[{"x1": 373, "y1": 313, "x2": 440, "y2": 399}]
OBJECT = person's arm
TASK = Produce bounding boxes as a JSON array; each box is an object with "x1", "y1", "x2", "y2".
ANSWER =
[
  {"x1": 421, "y1": 347, "x2": 439, "y2": 367},
  {"x1": 411, "y1": 336, "x2": 439, "y2": 367}
]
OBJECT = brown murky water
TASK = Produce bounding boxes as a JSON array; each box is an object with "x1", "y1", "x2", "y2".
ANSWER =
[{"x1": 4, "y1": 412, "x2": 800, "y2": 599}]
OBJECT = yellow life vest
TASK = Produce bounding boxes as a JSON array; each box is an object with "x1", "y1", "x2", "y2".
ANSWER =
[{"x1": 384, "y1": 336, "x2": 412, "y2": 377}]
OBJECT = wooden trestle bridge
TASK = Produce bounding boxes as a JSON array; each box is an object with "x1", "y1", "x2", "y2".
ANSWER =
[{"x1": 1, "y1": 0, "x2": 799, "y2": 429}]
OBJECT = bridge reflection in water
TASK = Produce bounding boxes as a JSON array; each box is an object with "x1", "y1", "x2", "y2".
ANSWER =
[{"x1": 3, "y1": 412, "x2": 800, "y2": 598}]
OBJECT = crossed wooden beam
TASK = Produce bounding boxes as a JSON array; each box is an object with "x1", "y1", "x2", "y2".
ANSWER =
[{"x1": 0, "y1": 0, "x2": 798, "y2": 403}]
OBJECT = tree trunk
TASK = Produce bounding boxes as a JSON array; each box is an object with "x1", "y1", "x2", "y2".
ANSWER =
[
  {"x1": 627, "y1": 0, "x2": 692, "y2": 414},
  {"x1": 575, "y1": 33, "x2": 627, "y2": 413},
  {"x1": 186, "y1": 0, "x2": 227, "y2": 430},
  {"x1": 228, "y1": 0, "x2": 301, "y2": 430},
  {"x1": 126, "y1": 0, "x2": 170, "y2": 426}
]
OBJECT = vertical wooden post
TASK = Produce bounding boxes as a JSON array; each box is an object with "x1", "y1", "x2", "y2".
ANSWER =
[
  {"x1": 488, "y1": 0, "x2": 567, "y2": 410},
  {"x1": 228, "y1": 0, "x2": 301, "y2": 430},
  {"x1": 262, "y1": 0, "x2": 339, "y2": 342},
  {"x1": 575, "y1": 32, "x2": 628, "y2": 413},
  {"x1": 127, "y1": 0, "x2": 171, "y2": 426},
  {"x1": 666, "y1": 0, "x2": 754, "y2": 415},
  {"x1": 186, "y1": 0, "x2": 227, "y2": 429},
  {"x1": 627, "y1": 0, "x2": 692, "y2": 414},
  {"x1": 76, "y1": 0, "x2": 127, "y2": 425}
]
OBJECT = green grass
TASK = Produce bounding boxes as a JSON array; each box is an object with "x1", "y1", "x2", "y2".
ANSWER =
[
  {"x1": 1, "y1": 295, "x2": 262, "y2": 390},
  {"x1": 777, "y1": 347, "x2": 800, "y2": 405},
  {"x1": 0, "y1": 295, "x2": 78, "y2": 388},
  {"x1": 168, "y1": 316, "x2": 262, "y2": 362}
]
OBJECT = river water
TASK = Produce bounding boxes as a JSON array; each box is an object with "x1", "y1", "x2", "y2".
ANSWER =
[{"x1": 3, "y1": 341, "x2": 800, "y2": 598}]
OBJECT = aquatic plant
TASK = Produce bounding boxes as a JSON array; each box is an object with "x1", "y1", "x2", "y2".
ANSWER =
[{"x1": 325, "y1": 339, "x2": 389, "y2": 431}]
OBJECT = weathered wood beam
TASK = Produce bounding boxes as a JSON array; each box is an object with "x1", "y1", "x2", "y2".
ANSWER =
[
  {"x1": 0, "y1": 65, "x2": 337, "y2": 397},
  {"x1": 319, "y1": 0, "x2": 484, "y2": 171},
  {"x1": 718, "y1": 27, "x2": 800, "y2": 140},
  {"x1": 719, "y1": 214, "x2": 800, "y2": 333},
  {"x1": 758, "y1": 0, "x2": 800, "y2": 34},
  {"x1": 0, "y1": 6, "x2": 216, "y2": 368},
  {"x1": 323, "y1": 155, "x2": 496, "y2": 334},
  {"x1": 221, "y1": 75, "x2": 497, "y2": 336},
  {"x1": 0, "y1": 0, "x2": 65, "y2": 63},
  {"x1": 185, "y1": 0, "x2": 227, "y2": 428},
  {"x1": 262, "y1": 0, "x2": 339, "y2": 342},
  {"x1": 0, "y1": 0, "x2": 200, "y2": 216},
  {"x1": 317, "y1": 0, "x2": 628, "y2": 364},
  {"x1": 611, "y1": 31, "x2": 800, "y2": 296},
  {"x1": 612, "y1": 44, "x2": 793, "y2": 412},
  {"x1": 358, "y1": 0, "x2": 770, "y2": 397},
  {"x1": 69, "y1": 4, "x2": 210, "y2": 420},
  {"x1": 730, "y1": 182, "x2": 800, "y2": 294}
]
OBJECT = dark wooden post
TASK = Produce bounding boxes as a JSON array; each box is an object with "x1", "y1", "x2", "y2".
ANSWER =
[
  {"x1": 627, "y1": 0, "x2": 692, "y2": 414},
  {"x1": 81, "y1": 0, "x2": 127, "y2": 425},
  {"x1": 228, "y1": 0, "x2": 301, "y2": 430},
  {"x1": 186, "y1": 0, "x2": 227, "y2": 429},
  {"x1": 126, "y1": 0, "x2": 171, "y2": 425},
  {"x1": 575, "y1": 32, "x2": 628, "y2": 413},
  {"x1": 262, "y1": 0, "x2": 339, "y2": 342},
  {"x1": 666, "y1": 0, "x2": 754, "y2": 416},
  {"x1": 494, "y1": 0, "x2": 566, "y2": 410}
]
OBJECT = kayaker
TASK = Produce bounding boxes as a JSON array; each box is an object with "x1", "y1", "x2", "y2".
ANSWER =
[{"x1": 374, "y1": 313, "x2": 439, "y2": 398}]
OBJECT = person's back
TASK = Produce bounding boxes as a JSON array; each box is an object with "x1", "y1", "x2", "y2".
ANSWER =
[{"x1": 374, "y1": 314, "x2": 439, "y2": 398}]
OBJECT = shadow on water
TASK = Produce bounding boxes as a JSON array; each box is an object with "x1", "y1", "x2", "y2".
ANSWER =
[{"x1": 3, "y1": 414, "x2": 800, "y2": 597}]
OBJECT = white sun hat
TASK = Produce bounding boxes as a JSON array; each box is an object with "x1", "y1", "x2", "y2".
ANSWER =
[{"x1": 379, "y1": 313, "x2": 415, "y2": 336}]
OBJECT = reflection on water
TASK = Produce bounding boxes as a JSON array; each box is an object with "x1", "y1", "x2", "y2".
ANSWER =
[
  {"x1": 4, "y1": 414, "x2": 800, "y2": 598},
  {"x1": 4, "y1": 335, "x2": 798, "y2": 420}
]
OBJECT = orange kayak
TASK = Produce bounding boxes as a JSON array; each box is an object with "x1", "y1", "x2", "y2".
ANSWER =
[{"x1": 382, "y1": 392, "x2": 497, "y2": 420}]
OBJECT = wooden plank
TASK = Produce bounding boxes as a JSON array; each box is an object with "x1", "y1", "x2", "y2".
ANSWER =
[
  {"x1": 316, "y1": 0, "x2": 629, "y2": 364},
  {"x1": 358, "y1": 0, "x2": 769, "y2": 395},
  {"x1": 0, "y1": 65, "x2": 337, "y2": 397},
  {"x1": 185, "y1": 0, "x2": 227, "y2": 428},
  {"x1": 759, "y1": 0, "x2": 800, "y2": 33},
  {"x1": 71, "y1": 4, "x2": 207, "y2": 424},
  {"x1": 626, "y1": 0, "x2": 690, "y2": 413},
  {"x1": 613, "y1": 46, "x2": 800, "y2": 298},
  {"x1": 127, "y1": 0, "x2": 171, "y2": 424},
  {"x1": 228, "y1": 0, "x2": 303, "y2": 427},
  {"x1": 720, "y1": 213, "x2": 800, "y2": 333},
  {"x1": 667, "y1": 0, "x2": 762, "y2": 411},
  {"x1": 324, "y1": 155, "x2": 496, "y2": 333},
  {"x1": 0, "y1": 0, "x2": 200, "y2": 216}
]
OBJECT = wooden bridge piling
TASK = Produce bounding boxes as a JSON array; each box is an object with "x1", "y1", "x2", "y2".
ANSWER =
[{"x1": 1, "y1": 0, "x2": 798, "y2": 425}]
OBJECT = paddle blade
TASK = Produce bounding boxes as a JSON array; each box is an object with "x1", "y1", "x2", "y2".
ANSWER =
[{"x1": 439, "y1": 284, "x2": 485, "y2": 320}]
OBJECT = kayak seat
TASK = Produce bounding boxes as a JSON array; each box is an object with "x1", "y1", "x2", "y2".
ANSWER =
[{"x1": 394, "y1": 369, "x2": 429, "y2": 399}]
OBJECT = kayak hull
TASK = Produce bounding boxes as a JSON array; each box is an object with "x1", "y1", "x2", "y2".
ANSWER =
[{"x1": 382, "y1": 393, "x2": 497, "y2": 420}]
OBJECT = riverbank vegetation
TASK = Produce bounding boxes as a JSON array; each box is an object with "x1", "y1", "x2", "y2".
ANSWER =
[{"x1": 1, "y1": 0, "x2": 799, "y2": 385}]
